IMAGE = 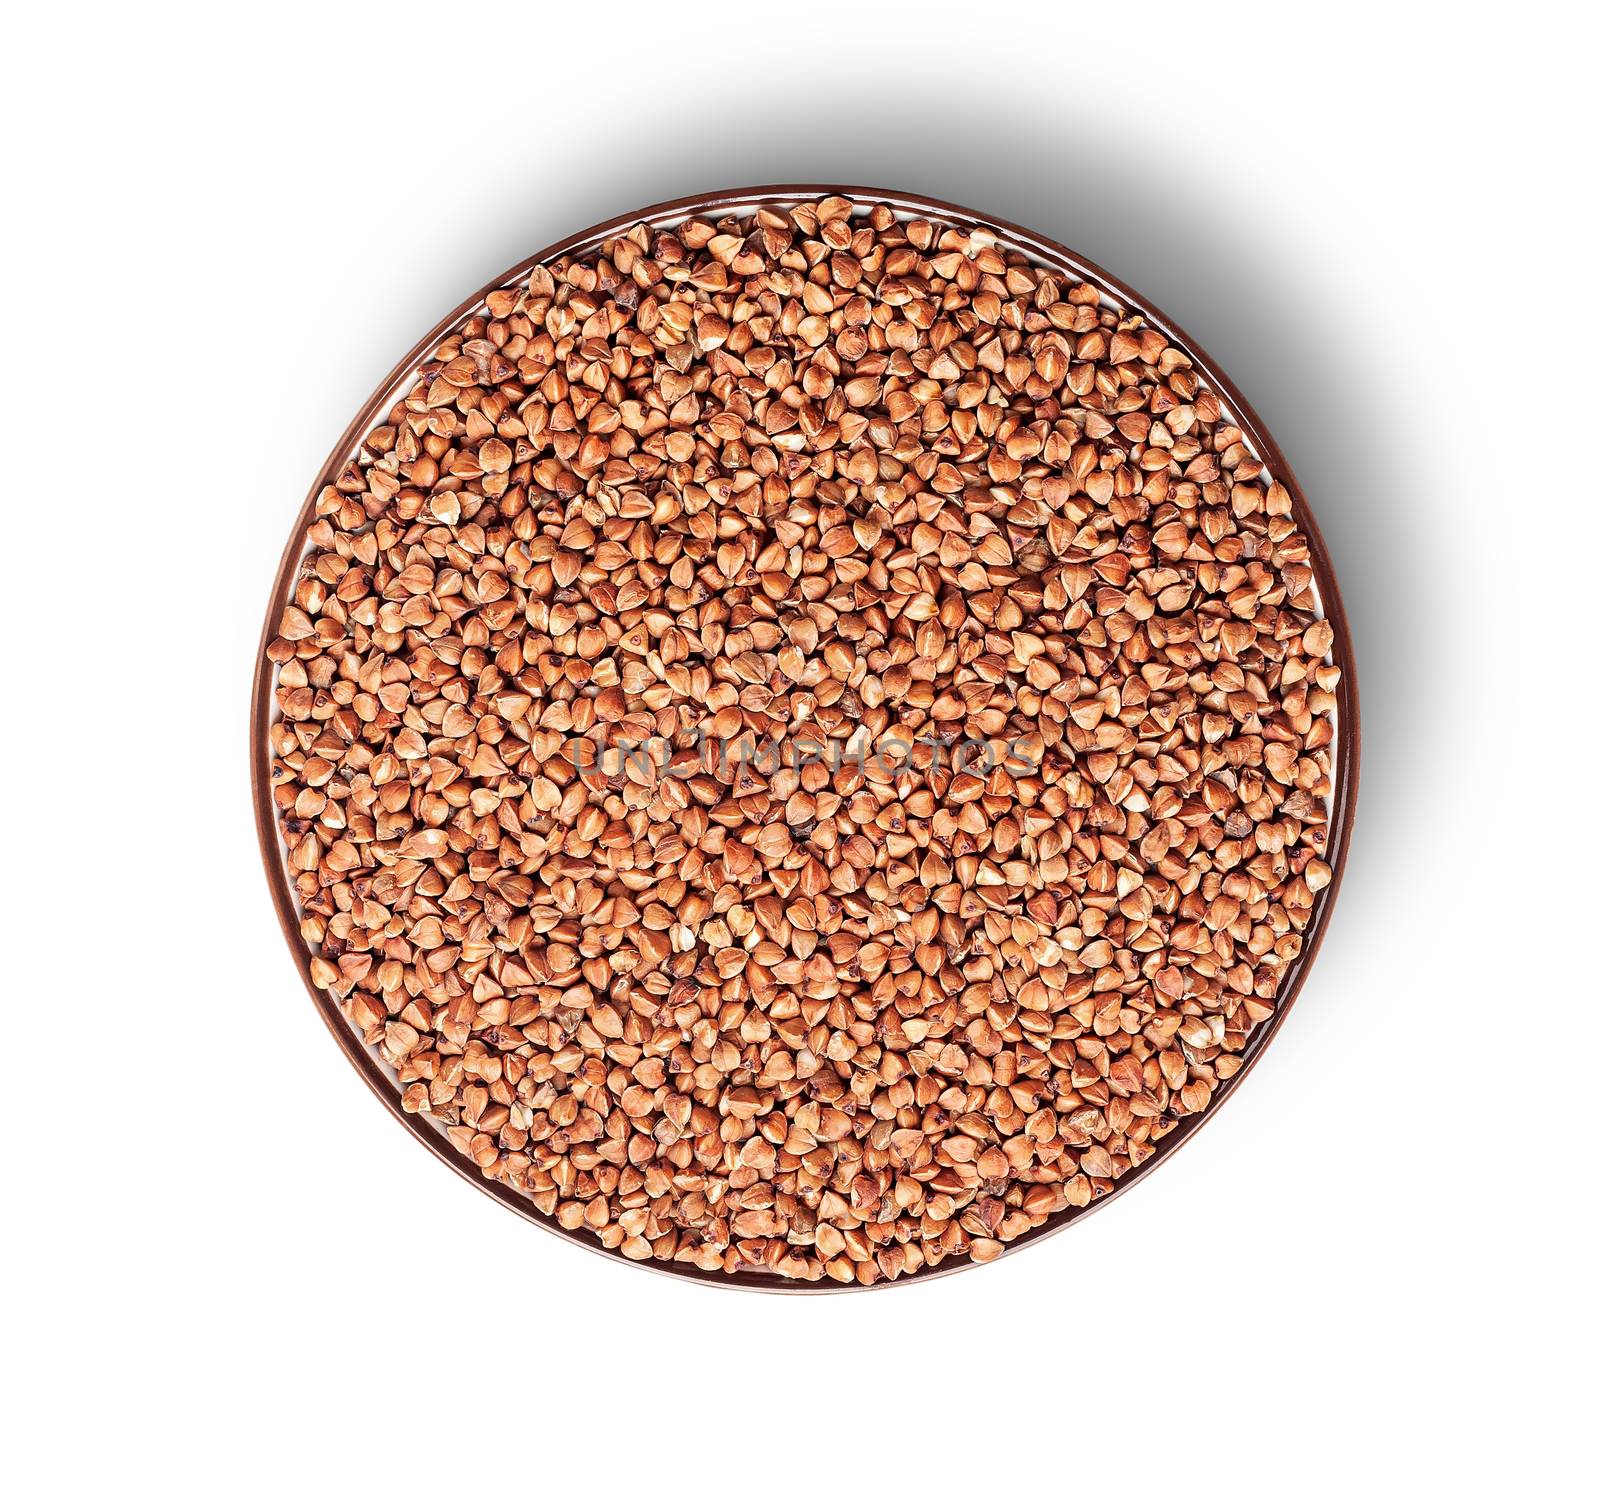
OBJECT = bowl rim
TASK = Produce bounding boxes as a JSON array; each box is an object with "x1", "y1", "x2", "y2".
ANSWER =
[{"x1": 251, "y1": 183, "x2": 1361, "y2": 1293}]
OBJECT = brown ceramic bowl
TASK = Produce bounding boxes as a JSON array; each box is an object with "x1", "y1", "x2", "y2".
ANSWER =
[{"x1": 252, "y1": 185, "x2": 1360, "y2": 1291}]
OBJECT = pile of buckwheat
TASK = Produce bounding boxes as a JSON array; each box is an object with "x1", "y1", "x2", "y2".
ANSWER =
[{"x1": 265, "y1": 196, "x2": 1341, "y2": 1283}]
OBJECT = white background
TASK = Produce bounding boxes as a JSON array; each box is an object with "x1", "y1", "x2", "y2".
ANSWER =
[{"x1": 6, "y1": 3, "x2": 1594, "y2": 1499}]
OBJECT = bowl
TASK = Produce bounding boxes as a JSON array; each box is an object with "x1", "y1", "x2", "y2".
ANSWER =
[{"x1": 252, "y1": 185, "x2": 1360, "y2": 1290}]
